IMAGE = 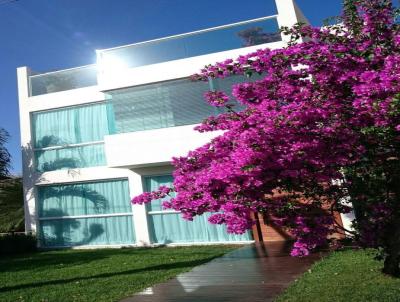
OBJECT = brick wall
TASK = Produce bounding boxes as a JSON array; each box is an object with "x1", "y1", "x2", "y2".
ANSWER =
[{"x1": 252, "y1": 210, "x2": 345, "y2": 242}]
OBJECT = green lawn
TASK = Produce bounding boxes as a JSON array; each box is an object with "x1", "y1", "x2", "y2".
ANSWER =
[
  {"x1": 277, "y1": 249, "x2": 400, "y2": 302},
  {"x1": 0, "y1": 245, "x2": 237, "y2": 302}
]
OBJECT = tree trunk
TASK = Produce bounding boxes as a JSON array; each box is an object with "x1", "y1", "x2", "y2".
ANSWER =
[{"x1": 382, "y1": 219, "x2": 400, "y2": 277}]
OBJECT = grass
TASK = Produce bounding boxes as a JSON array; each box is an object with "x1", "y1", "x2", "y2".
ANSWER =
[
  {"x1": 277, "y1": 248, "x2": 400, "y2": 302},
  {"x1": 0, "y1": 245, "x2": 237, "y2": 302}
]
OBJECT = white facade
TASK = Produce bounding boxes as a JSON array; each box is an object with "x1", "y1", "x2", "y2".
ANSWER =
[{"x1": 18, "y1": 0, "x2": 310, "y2": 248}]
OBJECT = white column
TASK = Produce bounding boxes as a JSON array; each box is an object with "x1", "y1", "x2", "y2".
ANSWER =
[
  {"x1": 275, "y1": 0, "x2": 310, "y2": 43},
  {"x1": 129, "y1": 165, "x2": 175, "y2": 246},
  {"x1": 17, "y1": 67, "x2": 38, "y2": 234},
  {"x1": 129, "y1": 172, "x2": 151, "y2": 246}
]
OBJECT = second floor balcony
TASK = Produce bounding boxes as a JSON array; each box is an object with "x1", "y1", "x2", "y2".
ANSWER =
[
  {"x1": 29, "y1": 65, "x2": 98, "y2": 97},
  {"x1": 97, "y1": 15, "x2": 281, "y2": 74},
  {"x1": 28, "y1": 15, "x2": 281, "y2": 97}
]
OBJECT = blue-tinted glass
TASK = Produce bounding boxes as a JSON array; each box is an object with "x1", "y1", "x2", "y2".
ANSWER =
[
  {"x1": 144, "y1": 175, "x2": 175, "y2": 212},
  {"x1": 32, "y1": 103, "x2": 110, "y2": 171},
  {"x1": 148, "y1": 213, "x2": 252, "y2": 244},
  {"x1": 38, "y1": 215, "x2": 135, "y2": 247},
  {"x1": 35, "y1": 144, "x2": 106, "y2": 172},
  {"x1": 37, "y1": 179, "x2": 135, "y2": 247},
  {"x1": 32, "y1": 102, "x2": 109, "y2": 148},
  {"x1": 29, "y1": 65, "x2": 97, "y2": 96},
  {"x1": 144, "y1": 175, "x2": 253, "y2": 244},
  {"x1": 100, "y1": 17, "x2": 280, "y2": 70},
  {"x1": 107, "y1": 75, "x2": 263, "y2": 134},
  {"x1": 37, "y1": 179, "x2": 131, "y2": 217}
]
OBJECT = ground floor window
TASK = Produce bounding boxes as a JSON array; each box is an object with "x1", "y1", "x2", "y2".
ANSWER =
[
  {"x1": 36, "y1": 179, "x2": 135, "y2": 247},
  {"x1": 144, "y1": 175, "x2": 253, "y2": 244}
]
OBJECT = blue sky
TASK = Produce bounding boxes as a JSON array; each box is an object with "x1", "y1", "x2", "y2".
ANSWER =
[{"x1": 0, "y1": 0, "x2": 342, "y2": 175}]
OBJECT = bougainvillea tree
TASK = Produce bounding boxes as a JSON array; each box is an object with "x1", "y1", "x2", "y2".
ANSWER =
[{"x1": 133, "y1": 0, "x2": 400, "y2": 276}]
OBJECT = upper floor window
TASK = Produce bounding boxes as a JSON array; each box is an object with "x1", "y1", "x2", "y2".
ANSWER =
[
  {"x1": 107, "y1": 75, "x2": 260, "y2": 134},
  {"x1": 32, "y1": 102, "x2": 110, "y2": 172}
]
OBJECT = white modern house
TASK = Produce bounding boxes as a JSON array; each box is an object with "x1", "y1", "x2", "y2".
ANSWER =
[{"x1": 17, "y1": 0, "x2": 309, "y2": 248}]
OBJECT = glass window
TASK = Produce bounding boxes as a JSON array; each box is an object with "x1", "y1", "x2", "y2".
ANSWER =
[
  {"x1": 144, "y1": 175, "x2": 253, "y2": 244},
  {"x1": 107, "y1": 75, "x2": 262, "y2": 134},
  {"x1": 32, "y1": 103, "x2": 110, "y2": 172},
  {"x1": 37, "y1": 179, "x2": 135, "y2": 247}
]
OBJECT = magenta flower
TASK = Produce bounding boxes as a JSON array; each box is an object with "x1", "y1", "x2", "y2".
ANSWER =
[{"x1": 204, "y1": 91, "x2": 230, "y2": 107}]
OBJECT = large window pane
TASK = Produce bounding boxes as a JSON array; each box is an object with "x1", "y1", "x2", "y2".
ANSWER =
[
  {"x1": 108, "y1": 75, "x2": 263, "y2": 134},
  {"x1": 37, "y1": 179, "x2": 135, "y2": 247},
  {"x1": 32, "y1": 102, "x2": 110, "y2": 148},
  {"x1": 38, "y1": 215, "x2": 135, "y2": 247},
  {"x1": 32, "y1": 102, "x2": 110, "y2": 171},
  {"x1": 144, "y1": 175, "x2": 253, "y2": 244},
  {"x1": 108, "y1": 79, "x2": 216, "y2": 133},
  {"x1": 35, "y1": 144, "x2": 106, "y2": 172},
  {"x1": 38, "y1": 179, "x2": 131, "y2": 217},
  {"x1": 148, "y1": 213, "x2": 252, "y2": 244}
]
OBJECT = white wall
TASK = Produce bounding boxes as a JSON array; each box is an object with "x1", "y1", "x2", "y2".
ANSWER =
[{"x1": 104, "y1": 125, "x2": 221, "y2": 168}]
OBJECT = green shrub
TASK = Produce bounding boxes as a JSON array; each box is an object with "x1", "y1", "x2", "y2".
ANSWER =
[
  {"x1": 0, "y1": 177, "x2": 24, "y2": 233},
  {"x1": 0, "y1": 233, "x2": 37, "y2": 255}
]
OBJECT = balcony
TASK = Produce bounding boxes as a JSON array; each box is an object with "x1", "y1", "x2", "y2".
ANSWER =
[
  {"x1": 27, "y1": 15, "x2": 280, "y2": 97},
  {"x1": 97, "y1": 15, "x2": 281, "y2": 74},
  {"x1": 29, "y1": 65, "x2": 98, "y2": 97}
]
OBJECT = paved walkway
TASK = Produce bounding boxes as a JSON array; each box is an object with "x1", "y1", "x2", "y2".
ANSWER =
[{"x1": 121, "y1": 242, "x2": 323, "y2": 302}]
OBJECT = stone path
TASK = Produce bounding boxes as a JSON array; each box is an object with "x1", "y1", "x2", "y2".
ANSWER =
[{"x1": 121, "y1": 242, "x2": 323, "y2": 302}]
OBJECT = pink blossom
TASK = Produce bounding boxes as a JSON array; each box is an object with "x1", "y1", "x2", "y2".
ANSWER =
[{"x1": 204, "y1": 91, "x2": 230, "y2": 107}]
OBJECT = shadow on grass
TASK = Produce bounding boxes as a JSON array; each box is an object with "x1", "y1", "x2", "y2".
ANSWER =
[
  {"x1": 0, "y1": 247, "x2": 168, "y2": 273},
  {"x1": 0, "y1": 256, "x2": 218, "y2": 293}
]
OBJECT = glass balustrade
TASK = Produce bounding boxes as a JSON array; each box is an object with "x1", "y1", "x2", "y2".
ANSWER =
[
  {"x1": 29, "y1": 65, "x2": 98, "y2": 96},
  {"x1": 98, "y1": 16, "x2": 280, "y2": 73},
  {"x1": 28, "y1": 16, "x2": 279, "y2": 96}
]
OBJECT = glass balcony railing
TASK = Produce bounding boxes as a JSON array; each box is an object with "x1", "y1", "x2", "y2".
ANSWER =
[
  {"x1": 28, "y1": 16, "x2": 280, "y2": 96},
  {"x1": 29, "y1": 65, "x2": 98, "y2": 96},
  {"x1": 98, "y1": 15, "x2": 281, "y2": 73}
]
